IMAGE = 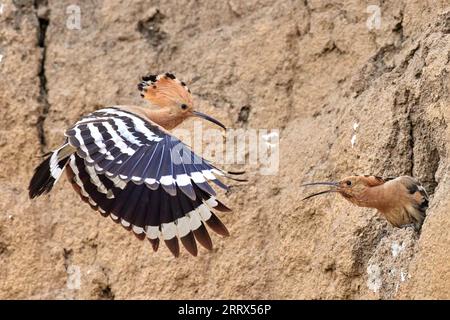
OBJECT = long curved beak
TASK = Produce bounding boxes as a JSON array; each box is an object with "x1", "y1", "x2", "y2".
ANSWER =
[
  {"x1": 301, "y1": 189, "x2": 339, "y2": 201},
  {"x1": 300, "y1": 181, "x2": 339, "y2": 201},
  {"x1": 193, "y1": 111, "x2": 226, "y2": 130}
]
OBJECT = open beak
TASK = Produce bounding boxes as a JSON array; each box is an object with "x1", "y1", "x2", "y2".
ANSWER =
[
  {"x1": 193, "y1": 111, "x2": 226, "y2": 130},
  {"x1": 300, "y1": 181, "x2": 339, "y2": 201}
]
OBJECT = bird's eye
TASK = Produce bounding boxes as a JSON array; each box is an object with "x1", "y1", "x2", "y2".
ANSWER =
[
  {"x1": 346, "y1": 180, "x2": 352, "y2": 186},
  {"x1": 181, "y1": 104, "x2": 188, "y2": 110}
]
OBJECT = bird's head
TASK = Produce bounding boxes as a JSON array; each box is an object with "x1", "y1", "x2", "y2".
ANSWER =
[
  {"x1": 138, "y1": 73, "x2": 226, "y2": 130},
  {"x1": 301, "y1": 175, "x2": 385, "y2": 206}
]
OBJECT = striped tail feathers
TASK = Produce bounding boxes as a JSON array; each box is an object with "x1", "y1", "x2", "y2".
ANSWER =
[
  {"x1": 28, "y1": 144, "x2": 75, "y2": 199},
  {"x1": 28, "y1": 156, "x2": 54, "y2": 199}
]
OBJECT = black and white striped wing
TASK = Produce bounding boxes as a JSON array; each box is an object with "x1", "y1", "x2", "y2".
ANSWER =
[
  {"x1": 64, "y1": 107, "x2": 230, "y2": 256},
  {"x1": 65, "y1": 107, "x2": 226, "y2": 197}
]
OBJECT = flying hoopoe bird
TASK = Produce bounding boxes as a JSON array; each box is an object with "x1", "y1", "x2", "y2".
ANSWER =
[
  {"x1": 301, "y1": 175, "x2": 429, "y2": 231},
  {"x1": 29, "y1": 72, "x2": 241, "y2": 257}
]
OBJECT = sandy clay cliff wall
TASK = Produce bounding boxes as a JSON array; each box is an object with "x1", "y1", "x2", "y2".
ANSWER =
[{"x1": 0, "y1": 0, "x2": 449, "y2": 299}]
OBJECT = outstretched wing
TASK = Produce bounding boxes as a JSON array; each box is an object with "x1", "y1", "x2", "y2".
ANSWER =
[
  {"x1": 64, "y1": 107, "x2": 231, "y2": 256},
  {"x1": 65, "y1": 107, "x2": 226, "y2": 198}
]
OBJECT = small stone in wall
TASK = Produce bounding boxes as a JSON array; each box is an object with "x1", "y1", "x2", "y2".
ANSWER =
[
  {"x1": 391, "y1": 241, "x2": 405, "y2": 258},
  {"x1": 367, "y1": 264, "x2": 382, "y2": 293}
]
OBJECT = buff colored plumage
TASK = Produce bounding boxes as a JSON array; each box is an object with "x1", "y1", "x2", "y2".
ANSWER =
[{"x1": 301, "y1": 175, "x2": 429, "y2": 230}]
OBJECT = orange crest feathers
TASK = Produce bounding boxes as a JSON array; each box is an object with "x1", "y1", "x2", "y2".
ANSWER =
[
  {"x1": 361, "y1": 175, "x2": 386, "y2": 187},
  {"x1": 138, "y1": 73, "x2": 193, "y2": 108}
]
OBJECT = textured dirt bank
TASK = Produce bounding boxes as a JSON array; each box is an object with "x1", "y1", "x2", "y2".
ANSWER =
[{"x1": 0, "y1": 0, "x2": 449, "y2": 299}]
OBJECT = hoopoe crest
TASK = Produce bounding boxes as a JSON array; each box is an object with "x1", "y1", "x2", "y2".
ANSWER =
[
  {"x1": 29, "y1": 72, "x2": 242, "y2": 257},
  {"x1": 301, "y1": 175, "x2": 429, "y2": 231}
]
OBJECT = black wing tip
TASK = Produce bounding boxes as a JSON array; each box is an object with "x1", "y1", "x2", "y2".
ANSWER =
[
  {"x1": 148, "y1": 238, "x2": 160, "y2": 252},
  {"x1": 205, "y1": 213, "x2": 230, "y2": 237},
  {"x1": 180, "y1": 232, "x2": 198, "y2": 257},
  {"x1": 164, "y1": 238, "x2": 180, "y2": 257},
  {"x1": 214, "y1": 200, "x2": 233, "y2": 212},
  {"x1": 193, "y1": 224, "x2": 213, "y2": 251}
]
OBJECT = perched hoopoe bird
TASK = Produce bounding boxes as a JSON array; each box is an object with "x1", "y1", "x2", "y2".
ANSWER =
[
  {"x1": 301, "y1": 175, "x2": 429, "y2": 231},
  {"x1": 29, "y1": 72, "x2": 242, "y2": 257}
]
